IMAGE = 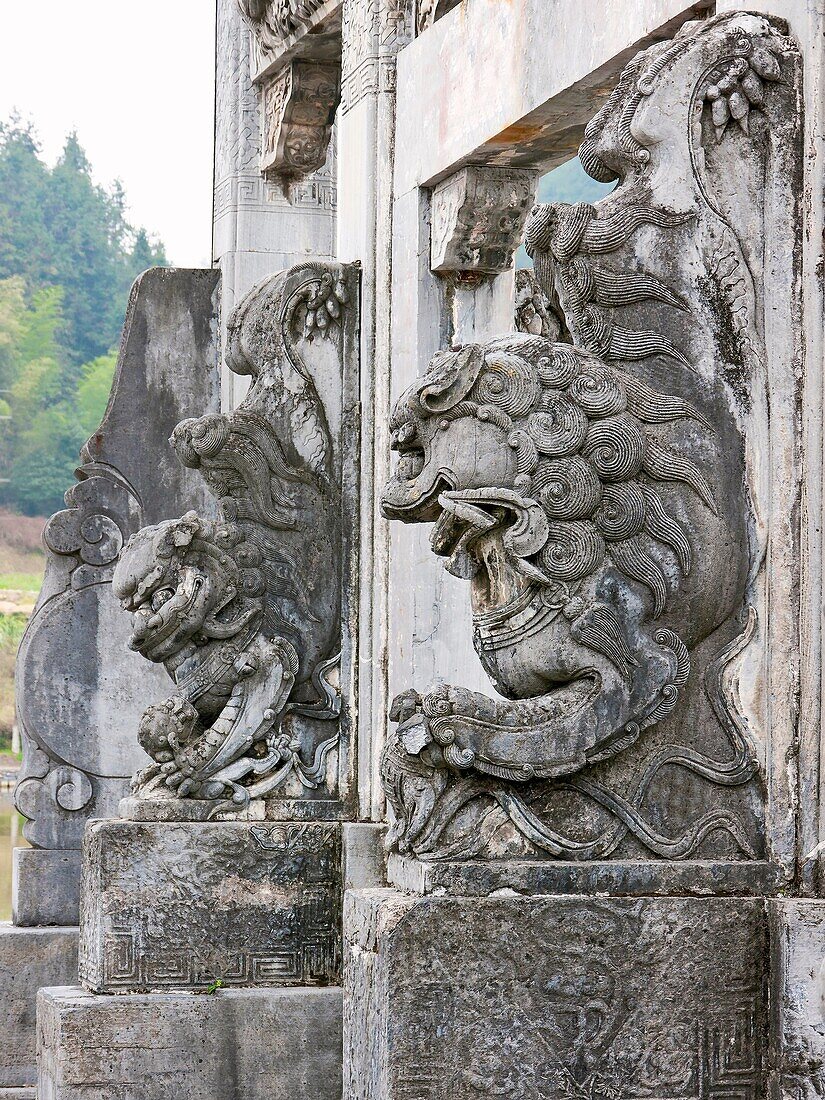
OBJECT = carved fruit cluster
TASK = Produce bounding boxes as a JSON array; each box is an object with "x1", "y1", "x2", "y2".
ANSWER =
[{"x1": 702, "y1": 40, "x2": 781, "y2": 139}]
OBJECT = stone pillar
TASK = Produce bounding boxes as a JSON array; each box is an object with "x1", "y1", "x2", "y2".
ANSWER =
[
  {"x1": 213, "y1": 0, "x2": 337, "y2": 408},
  {"x1": 715, "y1": 0, "x2": 825, "y2": 898},
  {"x1": 346, "y1": 8, "x2": 825, "y2": 1096},
  {"x1": 336, "y1": 0, "x2": 414, "y2": 818}
]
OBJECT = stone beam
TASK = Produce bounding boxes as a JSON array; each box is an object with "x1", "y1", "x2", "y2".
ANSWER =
[{"x1": 394, "y1": 0, "x2": 712, "y2": 194}]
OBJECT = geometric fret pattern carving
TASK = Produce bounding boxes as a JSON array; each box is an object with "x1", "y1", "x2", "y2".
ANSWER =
[{"x1": 79, "y1": 821, "x2": 342, "y2": 992}]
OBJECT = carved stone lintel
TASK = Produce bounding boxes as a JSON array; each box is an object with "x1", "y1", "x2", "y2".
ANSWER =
[
  {"x1": 261, "y1": 60, "x2": 341, "y2": 180},
  {"x1": 430, "y1": 166, "x2": 539, "y2": 276}
]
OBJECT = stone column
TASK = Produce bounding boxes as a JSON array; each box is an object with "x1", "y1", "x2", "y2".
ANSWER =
[
  {"x1": 213, "y1": 0, "x2": 338, "y2": 408},
  {"x1": 336, "y1": 0, "x2": 414, "y2": 818}
]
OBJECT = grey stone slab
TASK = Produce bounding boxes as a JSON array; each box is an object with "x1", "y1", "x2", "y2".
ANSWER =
[
  {"x1": 14, "y1": 267, "x2": 221, "y2": 853},
  {"x1": 37, "y1": 985, "x2": 342, "y2": 1100},
  {"x1": 344, "y1": 888, "x2": 766, "y2": 1100},
  {"x1": 0, "y1": 925, "x2": 78, "y2": 1089},
  {"x1": 78, "y1": 820, "x2": 343, "y2": 993},
  {"x1": 343, "y1": 823, "x2": 386, "y2": 891},
  {"x1": 769, "y1": 898, "x2": 825, "y2": 1099},
  {"x1": 394, "y1": 0, "x2": 706, "y2": 193},
  {"x1": 0, "y1": 1089, "x2": 36, "y2": 1099},
  {"x1": 388, "y1": 853, "x2": 785, "y2": 897},
  {"x1": 13, "y1": 848, "x2": 81, "y2": 927}
]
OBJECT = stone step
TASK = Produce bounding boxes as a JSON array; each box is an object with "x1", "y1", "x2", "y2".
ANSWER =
[
  {"x1": 38, "y1": 985, "x2": 341, "y2": 1100},
  {"x1": 0, "y1": 925, "x2": 78, "y2": 1092}
]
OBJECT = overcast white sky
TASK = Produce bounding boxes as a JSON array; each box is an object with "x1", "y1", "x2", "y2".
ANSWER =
[{"x1": 0, "y1": 2, "x2": 216, "y2": 268}]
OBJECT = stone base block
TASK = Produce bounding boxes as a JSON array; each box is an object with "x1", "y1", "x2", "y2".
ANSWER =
[
  {"x1": 769, "y1": 898, "x2": 825, "y2": 1098},
  {"x1": 344, "y1": 888, "x2": 766, "y2": 1100},
  {"x1": 0, "y1": 925, "x2": 78, "y2": 1089},
  {"x1": 38, "y1": 985, "x2": 342, "y2": 1100},
  {"x1": 0, "y1": 1089, "x2": 36, "y2": 1099},
  {"x1": 13, "y1": 848, "x2": 81, "y2": 926},
  {"x1": 79, "y1": 819, "x2": 384, "y2": 993}
]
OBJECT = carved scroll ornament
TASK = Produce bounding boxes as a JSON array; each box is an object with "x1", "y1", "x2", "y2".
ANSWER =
[
  {"x1": 381, "y1": 12, "x2": 801, "y2": 862},
  {"x1": 114, "y1": 264, "x2": 358, "y2": 813}
]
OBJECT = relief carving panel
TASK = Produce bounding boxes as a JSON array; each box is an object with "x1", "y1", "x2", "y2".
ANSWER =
[
  {"x1": 14, "y1": 270, "x2": 221, "y2": 849},
  {"x1": 347, "y1": 893, "x2": 765, "y2": 1100},
  {"x1": 114, "y1": 263, "x2": 360, "y2": 817},
  {"x1": 79, "y1": 820, "x2": 343, "y2": 992},
  {"x1": 381, "y1": 13, "x2": 802, "y2": 864}
]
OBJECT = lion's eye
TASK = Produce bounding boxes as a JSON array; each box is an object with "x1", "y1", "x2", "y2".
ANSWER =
[{"x1": 151, "y1": 588, "x2": 175, "y2": 612}]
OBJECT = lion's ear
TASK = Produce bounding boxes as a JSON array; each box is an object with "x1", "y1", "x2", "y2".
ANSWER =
[
  {"x1": 157, "y1": 513, "x2": 200, "y2": 558},
  {"x1": 418, "y1": 345, "x2": 484, "y2": 414}
]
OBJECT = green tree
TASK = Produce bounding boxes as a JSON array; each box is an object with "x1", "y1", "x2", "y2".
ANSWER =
[
  {"x1": 0, "y1": 121, "x2": 168, "y2": 374},
  {"x1": 0, "y1": 119, "x2": 168, "y2": 516},
  {"x1": 75, "y1": 351, "x2": 117, "y2": 436}
]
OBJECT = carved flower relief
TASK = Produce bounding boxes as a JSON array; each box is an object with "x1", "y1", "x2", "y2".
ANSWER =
[{"x1": 701, "y1": 39, "x2": 781, "y2": 140}]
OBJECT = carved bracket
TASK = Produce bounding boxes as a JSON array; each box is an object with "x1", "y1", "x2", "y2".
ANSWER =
[
  {"x1": 261, "y1": 60, "x2": 341, "y2": 180},
  {"x1": 430, "y1": 166, "x2": 539, "y2": 276}
]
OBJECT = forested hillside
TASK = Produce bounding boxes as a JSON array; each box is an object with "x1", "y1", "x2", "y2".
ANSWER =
[{"x1": 0, "y1": 119, "x2": 167, "y2": 516}]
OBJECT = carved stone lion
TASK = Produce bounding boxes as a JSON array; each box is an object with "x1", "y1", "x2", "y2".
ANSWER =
[
  {"x1": 113, "y1": 513, "x2": 301, "y2": 803},
  {"x1": 381, "y1": 335, "x2": 756, "y2": 859},
  {"x1": 113, "y1": 263, "x2": 351, "y2": 811}
]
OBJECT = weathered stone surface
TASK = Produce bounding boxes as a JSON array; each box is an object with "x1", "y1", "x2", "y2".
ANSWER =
[
  {"x1": 114, "y1": 263, "x2": 360, "y2": 815},
  {"x1": 238, "y1": 0, "x2": 342, "y2": 82},
  {"x1": 430, "y1": 166, "x2": 538, "y2": 275},
  {"x1": 0, "y1": 926, "x2": 78, "y2": 1088},
  {"x1": 344, "y1": 888, "x2": 767, "y2": 1100},
  {"x1": 343, "y1": 822, "x2": 386, "y2": 890},
  {"x1": 213, "y1": 0, "x2": 337, "y2": 411},
  {"x1": 78, "y1": 820, "x2": 343, "y2": 992},
  {"x1": 14, "y1": 268, "x2": 221, "y2": 854},
  {"x1": 38, "y1": 985, "x2": 342, "y2": 1100},
  {"x1": 12, "y1": 848, "x2": 81, "y2": 927},
  {"x1": 768, "y1": 899, "x2": 825, "y2": 1098},
  {"x1": 394, "y1": 0, "x2": 718, "y2": 193},
  {"x1": 0, "y1": 1089, "x2": 36, "y2": 1099},
  {"x1": 381, "y1": 12, "x2": 802, "y2": 869},
  {"x1": 387, "y1": 852, "x2": 783, "y2": 898}
]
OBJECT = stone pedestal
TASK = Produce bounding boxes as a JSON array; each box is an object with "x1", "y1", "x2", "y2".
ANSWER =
[
  {"x1": 37, "y1": 986, "x2": 342, "y2": 1100},
  {"x1": 79, "y1": 819, "x2": 383, "y2": 993},
  {"x1": 0, "y1": 926, "x2": 78, "y2": 1091},
  {"x1": 344, "y1": 886, "x2": 768, "y2": 1100}
]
